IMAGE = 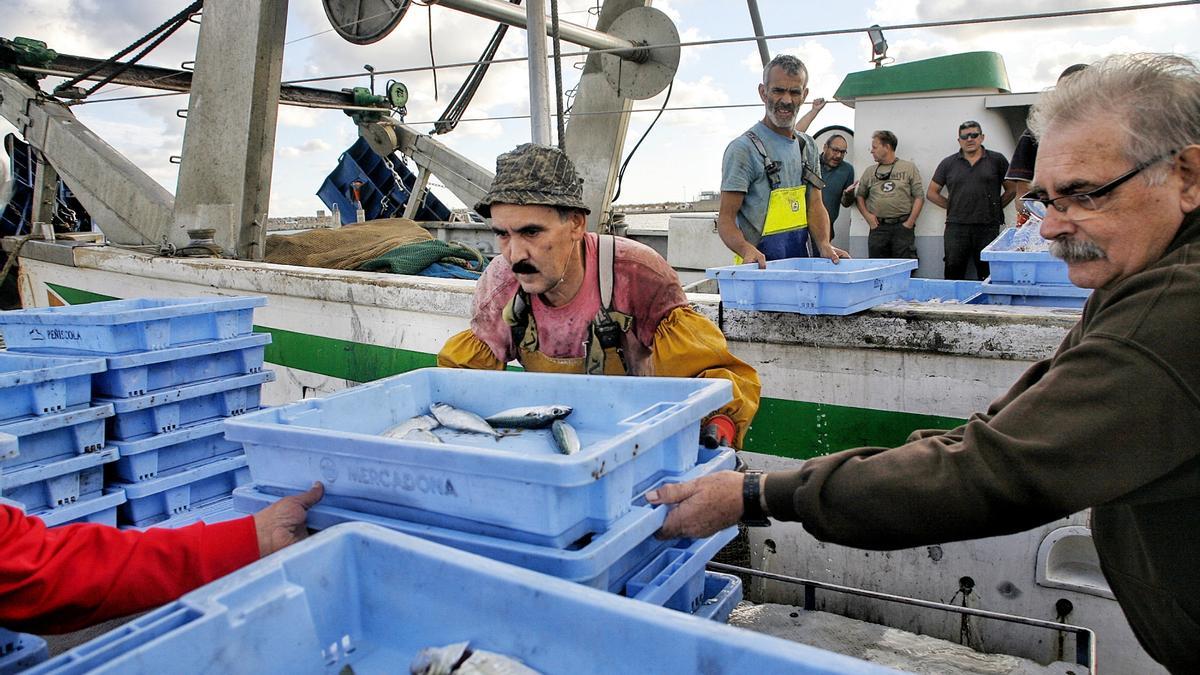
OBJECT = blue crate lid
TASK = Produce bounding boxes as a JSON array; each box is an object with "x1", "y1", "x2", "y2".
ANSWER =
[{"x1": 28, "y1": 522, "x2": 890, "y2": 674}]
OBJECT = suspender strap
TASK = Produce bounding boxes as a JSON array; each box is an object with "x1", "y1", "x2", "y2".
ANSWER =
[{"x1": 744, "y1": 131, "x2": 782, "y2": 191}]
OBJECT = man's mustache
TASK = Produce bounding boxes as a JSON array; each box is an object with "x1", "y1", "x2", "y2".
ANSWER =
[
  {"x1": 512, "y1": 261, "x2": 539, "y2": 274},
  {"x1": 1049, "y1": 237, "x2": 1107, "y2": 263}
]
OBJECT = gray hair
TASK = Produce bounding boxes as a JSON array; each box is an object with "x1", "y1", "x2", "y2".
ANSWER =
[
  {"x1": 763, "y1": 54, "x2": 809, "y2": 85},
  {"x1": 1029, "y1": 53, "x2": 1200, "y2": 185}
]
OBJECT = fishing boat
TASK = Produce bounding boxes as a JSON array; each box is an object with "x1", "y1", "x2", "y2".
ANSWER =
[{"x1": 0, "y1": 1, "x2": 1175, "y2": 672}]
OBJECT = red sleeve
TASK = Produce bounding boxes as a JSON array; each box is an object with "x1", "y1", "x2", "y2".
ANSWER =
[{"x1": 0, "y1": 504, "x2": 259, "y2": 634}]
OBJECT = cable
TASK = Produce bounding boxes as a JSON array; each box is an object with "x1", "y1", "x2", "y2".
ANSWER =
[
  {"x1": 427, "y1": 3, "x2": 438, "y2": 101},
  {"x1": 550, "y1": 0, "x2": 566, "y2": 150},
  {"x1": 432, "y1": 1, "x2": 523, "y2": 135},
  {"x1": 611, "y1": 81, "x2": 671, "y2": 204},
  {"x1": 280, "y1": 0, "x2": 1199, "y2": 86}
]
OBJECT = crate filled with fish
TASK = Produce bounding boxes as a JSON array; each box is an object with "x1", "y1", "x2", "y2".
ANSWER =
[
  {"x1": 0, "y1": 296, "x2": 265, "y2": 355},
  {"x1": 28, "y1": 523, "x2": 885, "y2": 675},
  {"x1": 224, "y1": 368, "x2": 732, "y2": 546}
]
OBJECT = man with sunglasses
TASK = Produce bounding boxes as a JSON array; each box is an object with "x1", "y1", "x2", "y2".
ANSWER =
[
  {"x1": 855, "y1": 130, "x2": 924, "y2": 260},
  {"x1": 648, "y1": 53, "x2": 1200, "y2": 673},
  {"x1": 927, "y1": 122, "x2": 1017, "y2": 279}
]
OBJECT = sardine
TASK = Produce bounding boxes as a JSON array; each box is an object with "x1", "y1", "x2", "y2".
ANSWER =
[
  {"x1": 383, "y1": 414, "x2": 439, "y2": 439},
  {"x1": 411, "y1": 642, "x2": 540, "y2": 675},
  {"x1": 411, "y1": 641, "x2": 469, "y2": 675},
  {"x1": 551, "y1": 419, "x2": 581, "y2": 455},
  {"x1": 431, "y1": 402, "x2": 500, "y2": 437},
  {"x1": 484, "y1": 404, "x2": 572, "y2": 429},
  {"x1": 403, "y1": 428, "x2": 442, "y2": 444}
]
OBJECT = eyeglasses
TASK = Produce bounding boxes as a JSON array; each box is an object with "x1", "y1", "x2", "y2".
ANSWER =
[
  {"x1": 826, "y1": 147, "x2": 847, "y2": 155},
  {"x1": 958, "y1": 132, "x2": 981, "y2": 140},
  {"x1": 1020, "y1": 150, "x2": 1177, "y2": 215}
]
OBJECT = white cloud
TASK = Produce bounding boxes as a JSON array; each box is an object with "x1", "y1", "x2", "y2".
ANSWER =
[{"x1": 277, "y1": 106, "x2": 322, "y2": 128}]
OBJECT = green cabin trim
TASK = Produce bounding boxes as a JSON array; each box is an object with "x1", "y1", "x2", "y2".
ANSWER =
[{"x1": 835, "y1": 52, "x2": 1010, "y2": 102}]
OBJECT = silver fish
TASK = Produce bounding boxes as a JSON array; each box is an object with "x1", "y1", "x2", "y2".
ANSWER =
[
  {"x1": 484, "y1": 404, "x2": 572, "y2": 429},
  {"x1": 403, "y1": 428, "x2": 442, "y2": 444},
  {"x1": 431, "y1": 402, "x2": 500, "y2": 437},
  {"x1": 383, "y1": 414, "x2": 439, "y2": 439},
  {"x1": 551, "y1": 419, "x2": 581, "y2": 455},
  {"x1": 411, "y1": 642, "x2": 540, "y2": 675}
]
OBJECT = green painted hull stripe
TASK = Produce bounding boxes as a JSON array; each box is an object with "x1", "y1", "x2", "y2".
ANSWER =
[{"x1": 47, "y1": 284, "x2": 966, "y2": 458}]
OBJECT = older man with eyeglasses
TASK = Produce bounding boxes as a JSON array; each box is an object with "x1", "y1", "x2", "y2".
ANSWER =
[
  {"x1": 927, "y1": 121, "x2": 1018, "y2": 279},
  {"x1": 647, "y1": 53, "x2": 1200, "y2": 674}
]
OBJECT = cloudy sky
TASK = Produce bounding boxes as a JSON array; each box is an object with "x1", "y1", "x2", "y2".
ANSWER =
[{"x1": 1, "y1": 0, "x2": 1197, "y2": 214}]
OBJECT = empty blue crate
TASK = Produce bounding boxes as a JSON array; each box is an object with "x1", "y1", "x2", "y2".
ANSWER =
[
  {"x1": 133, "y1": 495, "x2": 243, "y2": 530},
  {"x1": 968, "y1": 282, "x2": 1092, "y2": 309},
  {"x1": 0, "y1": 296, "x2": 265, "y2": 355},
  {"x1": 28, "y1": 523, "x2": 886, "y2": 675},
  {"x1": 899, "y1": 278, "x2": 983, "y2": 303},
  {"x1": 23, "y1": 489, "x2": 127, "y2": 528},
  {"x1": 0, "y1": 628, "x2": 49, "y2": 675},
  {"x1": 101, "y1": 370, "x2": 273, "y2": 440},
  {"x1": 1, "y1": 448, "x2": 117, "y2": 512},
  {"x1": 94, "y1": 333, "x2": 272, "y2": 398},
  {"x1": 693, "y1": 572, "x2": 744, "y2": 623},
  {"x1": 706, "y1": 258, "x2": 918, "y2": 315},
  {"x1": 0, "y1": 352, "x2": 106, "y2": 424},
  {"x1": 225, "y1": 368, "x2": 732, "y2": 547},
  {"x1": 110, "y1": 418, "x2": 244, "y2": 482},
  {"x1": 0, "y1": 404, "x2": 113, "y2": 469},
  {"x1": 114, "y1": 454, "x2": 250, "y2": 527},
  {"x1": 232, "y1": 447, "x2": 738, "y2": 596},
  {"x1": 981, "y1": 227, "x2": 1071, "y2": 285}
]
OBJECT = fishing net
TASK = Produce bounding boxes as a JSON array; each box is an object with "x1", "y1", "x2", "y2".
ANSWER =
[{"x1": 262, "y1": 218, "x2": 432, "y2": 270}]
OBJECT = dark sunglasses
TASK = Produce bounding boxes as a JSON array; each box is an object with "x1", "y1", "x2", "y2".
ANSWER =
[
  {"x1": 958, "y1": 132, "x2": 982, "y2": 140},
  {"x1": 1019, "y1": 150, "x2": 1177, "y2": 214}
]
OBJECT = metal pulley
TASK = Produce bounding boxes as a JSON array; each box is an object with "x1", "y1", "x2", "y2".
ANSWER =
[{"x1": 322, "y1": 0, "x2": 412, "y2": 45}]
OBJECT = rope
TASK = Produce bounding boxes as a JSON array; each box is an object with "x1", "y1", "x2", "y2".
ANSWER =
[
  {"x1": 0, "y1": 234, "x2": 35, "y2": 293},
  {"x1": 432, "y1": 1, "x2": 524, "y2": 134},
  {"x1": 550, "y1": 0, "x2": 566, "y2": 151},
  {"x1": 56, "y1": 0, "x2": 203, "y2": 96}
]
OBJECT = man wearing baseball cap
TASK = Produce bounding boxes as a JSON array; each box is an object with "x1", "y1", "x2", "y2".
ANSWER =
[{"x1": 437, "y1": 143, "x2": 760, "y2": 448}]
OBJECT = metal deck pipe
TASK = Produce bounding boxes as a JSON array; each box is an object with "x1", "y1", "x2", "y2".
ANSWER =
[{"x1": 435, "y1": 0, "x2": 646, "y2": 61}]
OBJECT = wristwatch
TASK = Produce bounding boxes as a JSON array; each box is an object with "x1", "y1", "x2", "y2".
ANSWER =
[{"x1": 741, "y1": 471, "x2": 771, "y2": 527}]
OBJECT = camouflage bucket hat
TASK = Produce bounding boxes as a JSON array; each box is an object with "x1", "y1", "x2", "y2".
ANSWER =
[{"x1": 474, "y1": 143, "x2": 591, "y2": 217}]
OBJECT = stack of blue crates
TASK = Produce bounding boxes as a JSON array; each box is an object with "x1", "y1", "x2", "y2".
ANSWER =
[
  {"x1": 0, "y1": 627, "x2": 48, "y2": 675},
  {"x1": 0, "y1": 352, "x2": 120, "y2": 527},
  {"x1": 0, "y1": 297, "x2": 273, "y2": 531},
  {"x1": 975, "y1": 228, "x2": 1093, "y2": 308},
  {"x1": 225, "y1": 368, "x2": 745, "y2": 622}
]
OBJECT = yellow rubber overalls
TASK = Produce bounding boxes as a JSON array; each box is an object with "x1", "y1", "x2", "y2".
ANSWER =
[{"x1": 735, "y1": 131, "x2": 826, "y2": 263}]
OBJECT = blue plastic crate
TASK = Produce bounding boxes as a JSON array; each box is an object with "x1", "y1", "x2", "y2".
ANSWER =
[
  {"x1": 114, "y1": 454, "x2": 250, "y2": 528},
  {"x1": 30, "y1": 489, "x2": 127, "y2": 528},
  {"x1": 0, "y1": 352, "x2": 106, "y2": 423},
  {"x1": 0, "y1": 628, "x2": 49, "y2": 675},
  {"x1": 0, "y1": 404, "x2": 113, "y2": 470},
  {"x1": 706, "y1": 258, "x2": 919, "y2": 315},
  {"x1": 981, "y1": 228, "x2": 1072, "y2": 285},
  {"x1": 132, "y1": 495, "x2": 244, "y2": 531},
  {"x1": 898, "y1": 278, "x2": 984, "y2": 303},
  {"x1": 226, "y1": 368, "x2": 732, "y2": 546},
  {"x1": 0, "y1": 448, "x2": 117, "y2": 512},
  {"x1": 93, "y1": 333, "x2": 271, "y2": 398},
  {"x1": 0, "y1": 296, "x2": 266, "y2": 355},
  {"x1": 109, "y1": 418, "x2": 243, "y2": 482},
  {"x1": 28, "y1": 523, "x2": 886, "y2": 675},
  {"x1": 232, "y1": 447, "x2": 737, "y2": 591},
  {"x1": 102, "y1": 370, "x2": 273, "y2": 440},
  {"x1": 693, "y1": 572, "x2": 743, "y2": 623},
  {"x1": 0, "y1": 432, "x2": 15, "y2": 462},
  {"x1": 968, "y1": 282, "x2": 1092, "y2": 309}
]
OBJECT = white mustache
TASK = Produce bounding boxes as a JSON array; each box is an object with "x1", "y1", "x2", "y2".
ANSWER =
[{"x1": 1049, "y1": 238, "x2": 1107, "y2": 263}]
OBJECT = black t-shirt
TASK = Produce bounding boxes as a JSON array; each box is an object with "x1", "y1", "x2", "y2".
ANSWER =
[{"x1": 932, "y1": 148, "x2": 1010, "y2": 225}]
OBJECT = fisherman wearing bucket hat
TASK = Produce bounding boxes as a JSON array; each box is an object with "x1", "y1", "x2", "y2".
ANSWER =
[{"x1": 440, "y1": 143, "x2": 760, "y2": 449}]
